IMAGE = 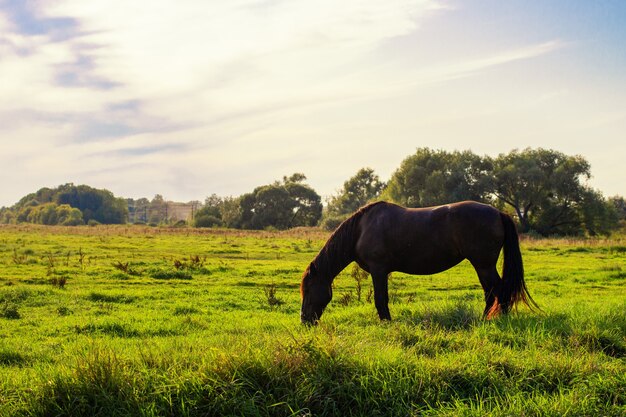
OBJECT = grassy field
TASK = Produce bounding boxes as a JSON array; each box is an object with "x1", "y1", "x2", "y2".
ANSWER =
[{"x1": 0, "y1": 224, "x2": 624, "y2": 416}]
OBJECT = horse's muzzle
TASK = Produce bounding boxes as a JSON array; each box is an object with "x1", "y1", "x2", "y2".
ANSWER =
[{"x1": 300, "y1": 309, "x2": 319, "y2": 326}]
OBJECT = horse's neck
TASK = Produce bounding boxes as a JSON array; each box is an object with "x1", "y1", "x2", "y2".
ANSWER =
[
  {"x1": 314, "y1": 239, "x2": 355, "y2": 283},
  {"x1": 314, "y1": 210, "x2": 362, "y2": 282}
]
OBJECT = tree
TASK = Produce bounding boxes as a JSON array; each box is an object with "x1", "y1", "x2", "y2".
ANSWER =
[
  {"x1": 55, "y1": 204, "x2": 85, "y2": 226},
  {"x1": 382, "y1": 148, "x2": 493, "y2": 207},
  {"x1": 327, "y1": 168, "x2": 384, "y2": 216},
  {"x1": 220, "y1": 196, "x2": 243, "y2": 228},
  {"x1": 609, "y1": 196, "x2": 626, "y2": 222},
  {"x1": 0, "y1": 207, "x2": 14, "y2": 224},
  {"x1": 236, "y1": 174, "x2": 322, "y2": 230},
  {"x1": 577, "y1": 189, "x2": 619, "y2": 236},
  {"x1": 14, "y1": 203, "x2": 84, "y2": 226},
  {"x1": 284, "y1": 175, "x2": 323, "y2": 227},
  {"x1": 7, "y1": 184, "x2": 127, "y2": 225},
  {"x1": 148, "y1": 195, "x2": 166, "y2": 224},
  {"x1": 248, "y1": 184, "x2": 294, "y2": 229},
  {"x1": 37, "y1": 203, "x2": 59, "y2": 225},
  {"x1": 322, "y1": 168, "x2": 384, "y2": 230},
  {"x1": 127, "y1": 198, "x2": 150, "y2": 223},
  {"x1": 194, "y1": 194, "x2": 224, "y2": 227},
  {"x1": 283, "y1": 173, "x2": 307, "y2": 184},
  {"x1": 492, "y1": 148, "x2": 592, "y2": 234},
  {"x1": 14, "y1": 187, "x2": 55, "y2": 208},
  {"x1": 55, "y1": 184, "x2": 127, "y2": 224}
]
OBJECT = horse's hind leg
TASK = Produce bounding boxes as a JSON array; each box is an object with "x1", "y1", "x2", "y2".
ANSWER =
[{"x1": 473, "y1": 265, "x2": 500, "y2": 319}]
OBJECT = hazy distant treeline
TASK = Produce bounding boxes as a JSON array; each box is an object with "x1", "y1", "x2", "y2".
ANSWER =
[
  {"x1": 0, "y1": 184, "x2": 127, "y2": 226},
  {"x1": 1, "y1": 148, "x2": 624, "y2": 236}
]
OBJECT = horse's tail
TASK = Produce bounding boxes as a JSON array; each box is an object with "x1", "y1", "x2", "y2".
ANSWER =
[{"x1": 488, "y1": 212, "x2": 538, "y2": 318}]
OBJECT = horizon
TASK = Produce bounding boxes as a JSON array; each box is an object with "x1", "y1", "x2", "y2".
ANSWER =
[{"x1": 1, "y1": 1, "x2": 625, "y2": 207}]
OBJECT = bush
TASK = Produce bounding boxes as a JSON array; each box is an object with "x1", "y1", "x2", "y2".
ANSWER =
[
  {"x1": 63, "y1": 217, "x2": 85, "y2": 226},
  {"x1": 194, "y1": 215, "x2": 222, "y2": 228}
]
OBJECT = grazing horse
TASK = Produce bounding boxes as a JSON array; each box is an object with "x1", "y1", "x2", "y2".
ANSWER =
[{"x1": 300, "y1": 201, "x2": 537, "y2": 324}]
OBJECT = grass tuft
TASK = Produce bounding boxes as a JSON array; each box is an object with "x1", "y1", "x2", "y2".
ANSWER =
[
  {"x1": 0, "y1": 349, "x2": 27, "y2": 366},
  {"x1": 0, "y1": 302, "x2": 21, "y2": 319},
  {"x1": 149, "y1": 268, "x2": 193, "y2": 280}
]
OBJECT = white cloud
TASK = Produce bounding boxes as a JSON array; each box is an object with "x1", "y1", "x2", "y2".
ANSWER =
[{"x1": 35, "y1": 0, "x2": 440, "y2": 120}]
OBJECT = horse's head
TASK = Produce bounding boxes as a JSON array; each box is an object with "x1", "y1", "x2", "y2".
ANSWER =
[{"x1": 300, "y1": 262, "x2": 332, "y2": 325}]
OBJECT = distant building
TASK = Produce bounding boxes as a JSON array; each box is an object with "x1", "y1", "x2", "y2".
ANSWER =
[{"x1": 127, "y1": 199, "x2": 200, "y2": 224}]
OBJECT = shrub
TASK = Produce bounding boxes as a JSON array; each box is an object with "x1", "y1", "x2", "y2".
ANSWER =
[
  {"x1": 263, "y1": 283, "x2": 283, "y2": 308},
  {"x1": 194, "y1": 215, "x2": 222, "y2": 228},
  {"x1": 50, "y1": 275, "x2": 68, "y2": 289}
]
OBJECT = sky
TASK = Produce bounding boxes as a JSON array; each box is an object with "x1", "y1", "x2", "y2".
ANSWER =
[{"x1": 1, "y1": 0, "x2": 625, "y2": 207}]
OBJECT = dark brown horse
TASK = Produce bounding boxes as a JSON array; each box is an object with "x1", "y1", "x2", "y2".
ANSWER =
[{"x1": 300, "y1": 201, "x2": 537, "y2": 324}]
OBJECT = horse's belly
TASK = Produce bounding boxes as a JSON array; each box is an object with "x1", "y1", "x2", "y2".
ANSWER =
[{"x1": 395, "y1": 255, "x2": 464, "y2": 276}]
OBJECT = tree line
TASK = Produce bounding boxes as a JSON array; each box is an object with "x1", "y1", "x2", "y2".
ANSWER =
[
  {"x1": 1, "y1": 148, "x2": 624, "y2": 236},
  {"x1": 194, "y1": 147, "x2": 624, "y2": 236}
]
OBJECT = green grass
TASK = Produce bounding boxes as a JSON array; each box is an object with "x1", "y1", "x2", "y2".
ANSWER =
[{"x1": 0, "y1": 224, "x2": 624, "y2": 416}]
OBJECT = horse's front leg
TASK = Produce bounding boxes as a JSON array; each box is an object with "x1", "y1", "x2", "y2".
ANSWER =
[{"x1": 371, "y1": 269, "x2": 391, "y2": 321}]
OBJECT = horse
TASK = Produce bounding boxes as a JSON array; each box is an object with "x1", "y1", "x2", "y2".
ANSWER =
[{"x1": 300, "y1": 201, "x2": 537, "y2": 324}]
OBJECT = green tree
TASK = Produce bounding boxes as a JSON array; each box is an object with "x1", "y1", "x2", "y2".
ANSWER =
[
  {"x1": 576, "y1": 189, "x2": 619, "y2": 236},
  {"x1": 383, "y1": 148, "x2": 493, "y2": 207},
  {"x1": 16, "y1": 203, "x2": 84, "y2": 226},
  {"x1": 9, "y1": 184, "x2": 127, "y2": 225},
  {"x1": 14, "y1": 187, "x2": 55, "y2": 208},
  {"x1": 327, "y1": 168, "x2": 384, "y2": 215},
  {"x1": 249, "y1": 185, "x2": 294, "y2": 229},
  {"x1": 56, "y1": 204, "x2": 85, "y2": 226},
  {"x1": 0, "y1": 207, "x2": 14, "y2": 224},
  {"x1": 55, "y1": 184, "x2": 128, "y2": 224},
  {"x1": 236, "y1": 174, "x2": 322, "y2": 230},
  {"x1": 16, "y1": 202, "x2": 37, "y2": 223},
  {"x1": 284, "y1": 175, "x2": 323, "y2": 227},
  {"x1": 220, "y1": 196, "x2": 243, "y2": 228},
  {"x1": 148, "y1": 195, "x2": 166, "y2": 224},
  {"x1": 38, "y1": 203, "x2": 59, "y2": 225},
  {"x1": 127, "y1": 198, "x2": 151, "y2": 223},
  {"x1": 609, "y1": 196, "x2": 626, "y2": 221},
  {"x1": 492, "y1": 148, "x2": 592, "y2": 234},
  {"x1": 323, "y1": 168, "x2": 384, "y2": 230},
  {"x1": 194, "y1": 194, "x2": 224, "y2": 228}
]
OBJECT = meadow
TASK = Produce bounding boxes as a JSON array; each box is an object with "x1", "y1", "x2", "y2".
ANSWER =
[{"x1": 0, "y1": 224, "x2": 624, "y2": 416}]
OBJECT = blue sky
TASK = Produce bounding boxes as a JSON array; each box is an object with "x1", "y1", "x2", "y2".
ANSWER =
[{"x1": 1, "y1": 0, "x2": 625, "y2": 206}]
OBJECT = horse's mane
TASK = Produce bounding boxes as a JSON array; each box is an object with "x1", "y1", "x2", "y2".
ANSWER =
[{"x1": 312, "y1": 201, "x2": 386, "y2": 281}]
